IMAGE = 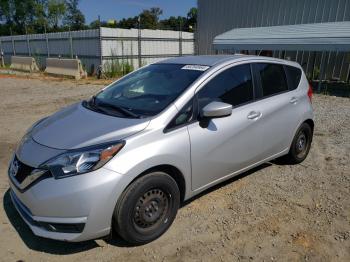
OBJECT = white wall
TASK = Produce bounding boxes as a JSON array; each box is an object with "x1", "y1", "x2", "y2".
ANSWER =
[
  {"x1": 0, "y1": 28, "x2": 194, "y2": 72},
  {"x1": 0, "y1": 27, "x2": 195, "y2": 73},
  {"x1": 100, "y1": 27, "x2": 195, "y2": 69}
]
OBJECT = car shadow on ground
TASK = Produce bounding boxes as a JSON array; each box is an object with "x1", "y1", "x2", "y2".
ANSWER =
[
  {"x1": 181, "y1": 163, "x2": 271, "y2": 208},
  {"x1": 3, "y1": 163, "x2": 272, "y2": 254}
]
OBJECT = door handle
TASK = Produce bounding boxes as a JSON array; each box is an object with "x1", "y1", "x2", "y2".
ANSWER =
[
  {"x1": 290, "y1": 97, "x2": 298, "y2": 104},
  {"x1": 247, "y1": 111, "x2": 262, "y2": 120}
]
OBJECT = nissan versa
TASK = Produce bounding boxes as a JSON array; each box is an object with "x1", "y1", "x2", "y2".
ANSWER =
[{"x1": 8, "y1": 55, "x2": 314, "y2": 244}]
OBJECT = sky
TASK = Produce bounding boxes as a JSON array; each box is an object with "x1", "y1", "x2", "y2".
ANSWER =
[{"x1": 80, "y1": 0, "x2": 197, "y2": 24}]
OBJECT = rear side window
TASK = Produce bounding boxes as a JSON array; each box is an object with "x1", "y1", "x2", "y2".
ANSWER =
[
  {"x1": 197, "y1": 64, "x2": 254, "y2": 110},
  {"x1": 285, "y1": 65, "x2": 302, "y2": 90},
  {"x1": 255, "y1": 63, "x2": 288, "y2": 97}
]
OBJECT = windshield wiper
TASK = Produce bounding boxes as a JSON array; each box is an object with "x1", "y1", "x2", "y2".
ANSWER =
[
  {"x1": 84, "y1": 96, "x2": 105, "y2": 114},
  {"x1": 96, "y1": 101, "x2": 141, "y2": 118}
]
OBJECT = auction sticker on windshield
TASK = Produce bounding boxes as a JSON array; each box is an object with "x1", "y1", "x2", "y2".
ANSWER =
[{"x1": 181, "y1": 65, "x2": 210, "y2": 71}]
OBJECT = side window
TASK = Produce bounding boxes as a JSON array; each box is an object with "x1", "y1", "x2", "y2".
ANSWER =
[
  {"x1": 284, "y1": 65, "x2": 302, "y2": 90},
  {"x1": 256, "y1": 63, "x2": 288, "y2": 97},
  {"x1": 165, "y1": 100, "x2": 194, "y2": 131},
  {"x1": 197, "y1": 64, "x2": 254, "y2": 111}
]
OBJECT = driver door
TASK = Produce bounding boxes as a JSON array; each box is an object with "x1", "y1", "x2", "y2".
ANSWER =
[{"x1": 188, "y1": 63, "x2": 264, "y2": 191}]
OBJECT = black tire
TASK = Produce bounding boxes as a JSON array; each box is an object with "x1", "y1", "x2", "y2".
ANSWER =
[
  {"x1": 114, "y1": 171, "x2": 180, "y2": 244},
  {"x1": 284, "y1": 122, "x2": 313, "y2": 164}
]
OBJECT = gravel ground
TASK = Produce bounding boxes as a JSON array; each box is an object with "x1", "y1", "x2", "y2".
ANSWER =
[{"x1": 0, "y1": 77, "x2": 349, "y2": 262}]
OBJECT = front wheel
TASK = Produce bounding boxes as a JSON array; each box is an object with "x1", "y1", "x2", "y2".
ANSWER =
[
  {"x1": 113, "y1": 172, "x2": 180, "y2": 244},
  {"x1": 284, "y1": 122, "x2": 313, "y2": 164}
]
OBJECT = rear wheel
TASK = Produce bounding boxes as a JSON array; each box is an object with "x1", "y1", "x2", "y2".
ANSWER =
[
  {"x1": 284, "y1": 122, "x2": 313, "y2": 164},
  {"x1": 114, "y1": 172, "x2": 180, "y2": 244}
]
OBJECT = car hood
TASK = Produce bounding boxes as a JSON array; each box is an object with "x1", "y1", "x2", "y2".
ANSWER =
[{"x1": 31, "y1": 102, "x2": 150, "y2": 150}]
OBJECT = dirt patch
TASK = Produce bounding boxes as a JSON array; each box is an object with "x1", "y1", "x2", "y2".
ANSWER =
[{"x1": 0, "y1": 78, "x2": 349, "y2": 262}]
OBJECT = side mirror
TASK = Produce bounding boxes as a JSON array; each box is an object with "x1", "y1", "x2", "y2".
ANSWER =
[{"x1": 201, "y1": 101, "x2": 232, "y2": 118}]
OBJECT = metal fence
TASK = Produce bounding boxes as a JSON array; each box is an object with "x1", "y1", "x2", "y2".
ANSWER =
[{"x1": 0, "y1": 27, "x2": 195, "y2": 74}]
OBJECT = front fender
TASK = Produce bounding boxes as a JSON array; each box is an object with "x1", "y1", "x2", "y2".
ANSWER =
[{"x1": 104, "y1": 126, "x2": 192, "y2": 200}]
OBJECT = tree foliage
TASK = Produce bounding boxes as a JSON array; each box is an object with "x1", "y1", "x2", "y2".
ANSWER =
[
  {"x1": 139, "y1": 7, "x2": 162, "y2": 29},
  {"x1": 64, "y1": 0, "x2": 85, "y2": 30},
  {"x1": 48, "y1": 0, "x2": 66, "y2": 30},
  {"x1": 116, "y1": 16, "x2": 139, "y2": 29},
  {"x1": 0, "y1": 0, "x2": 85, "y2": 35},
  {"x1": 0, "y1": 3, "x2": 197, "y2": 36},
  {"x1": 159, "y1": 7, "x2": 197, "y2": 32}
]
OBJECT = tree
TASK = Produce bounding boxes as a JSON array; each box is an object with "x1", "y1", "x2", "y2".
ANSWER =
[
  {"x1": 0, "y1": 2, "x2": 197, "y2": 35},
  {"x1": 160, "y1": 16, "x2": 186, "y2": 31},
  {"x1": 0, "y1": 0, "x2": 47, "y2": 34},
  {"x1": 10, "y1": 0, "x2": 37, "y2": 34},
  {"x1": 48, "y1": 0, "x2": 66, "y2": 30},
  {"x1": 64, "y1": 0, "x2": 85, "y2": 30},
  {"x1": 32, "y1": 0, "x2": 48, "y2": 33},
  {"x1": 139, "y1": 7, "x2": 163, "y2": 29},
  {"x1": 89, "y1": 19, "x2": 101, "y2": 29},
  {"x1": 186, "y1": 7, "x2": 197, "y2": 32},
  {"x1": 117, "y1": 16, "x2": 139, "y2": 29},
  {"x1": 187, "y1": 8, "x2": 197, "y2": 25},
  {"x1": 0, "y1": 0, "x2": 10, "y2": 23},
  {"x1": 0, "y1": 0, "x2": 10, "y2": 34}
]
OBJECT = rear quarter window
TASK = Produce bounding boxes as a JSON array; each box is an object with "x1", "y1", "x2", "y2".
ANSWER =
[
  {"x1": 284, "y1": 65, "x2": 302, "y2": 90},
  {"x1": 255, "y1": 63, "x2": 288, "y2": 97}
]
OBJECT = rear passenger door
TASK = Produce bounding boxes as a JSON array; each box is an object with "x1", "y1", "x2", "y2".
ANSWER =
[{"x1": 252, "y1": 63, "x2": 301, "y2": 157}]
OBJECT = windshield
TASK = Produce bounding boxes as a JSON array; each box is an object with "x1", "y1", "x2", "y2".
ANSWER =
[{"x1": 89, "y1": 64, "x2": 206, "y2": 117}]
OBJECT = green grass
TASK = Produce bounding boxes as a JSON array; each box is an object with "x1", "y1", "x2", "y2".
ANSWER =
[{"x1": 103, "y1": 59, "x2": 134, "y2": 78}]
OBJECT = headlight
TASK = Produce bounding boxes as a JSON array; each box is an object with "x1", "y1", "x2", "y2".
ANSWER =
[{"x1": 42, "y1": 142, "x2": 125, "y2": 178}]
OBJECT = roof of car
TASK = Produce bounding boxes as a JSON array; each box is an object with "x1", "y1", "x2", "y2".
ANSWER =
[
  {"x1": 157, "y1": 55, "x2": 247, "y2": 66},
  {"x1": 157, "y1": 55, "x2": 301, "y2": 68}
]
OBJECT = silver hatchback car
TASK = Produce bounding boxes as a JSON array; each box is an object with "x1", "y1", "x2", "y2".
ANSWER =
[{"x1": 8, "y1": 55, "x2": 314, "y2": 244}]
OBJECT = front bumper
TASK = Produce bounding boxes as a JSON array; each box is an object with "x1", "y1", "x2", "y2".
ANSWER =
[
  {"x1": 9, "y1": 166, "x2": 129, "y2": 242},
  {"x1": 10, "y1": 189, "x2": 86, "y2": 240}
]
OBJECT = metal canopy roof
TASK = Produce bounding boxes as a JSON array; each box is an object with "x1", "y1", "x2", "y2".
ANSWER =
[{"x1": 213, "y1": 21, "x2": 350, "y2": 52}]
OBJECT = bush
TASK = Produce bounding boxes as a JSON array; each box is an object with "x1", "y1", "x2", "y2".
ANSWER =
[{"x1": 103, "y1": 59, "x2": 134, "y2": 78}]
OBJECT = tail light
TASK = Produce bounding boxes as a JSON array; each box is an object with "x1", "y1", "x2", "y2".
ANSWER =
[{"x1": 307, "y1": 83, "x2": 313, "y2": 103}]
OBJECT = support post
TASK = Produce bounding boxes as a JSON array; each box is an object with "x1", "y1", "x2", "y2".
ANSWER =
[
  {"x1": 138, "y1": 16, "x2": 142, "y2": 68},
  {"x1": 99, "y1": 26, "x2": 103, "y2": 67},
  {"x1": 311, "y1": 51, "x2": 317, "y2": 80},
  {"x1": 0, "y1": 39, "x2": 4, "y2": 67},
  {"x1": 25, "y1": 24, "x2": 31, "y2": 56},
  {"x1": 194, "y1": 23, "x2": 198, "y2": 55},
  {"x1": 179, "y1": 20, "x2": 183, "y2": 56},
  {"x1": 318, "y1": 52, "x2": 327, "y2": 93},
  {"x1": 338, "y1": 52, "x2": 345, "y2": 81},
  {"x1": 45, "y1": 25, "x2": 50, "y2": 57},
  {"x1": 305, "y1": 51, "x2": 311, "y2": 75},
  {"x1": 10, "y1": 28, "x2": 16, "y2": 56},
  {"x1": 69, "y1": 28, "x2": 73, "y2": 59},
  {"x1": 282, "y1": 51, "x2": 286, "y2": 59},
  {"x1": 121, "y1": 40, "x2": 124, "y2": 75}
]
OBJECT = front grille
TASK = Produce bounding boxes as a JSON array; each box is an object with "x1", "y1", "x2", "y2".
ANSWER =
[
  {"x1": 13, "y1": 156, "x2": 35, "y2": 183},
  {"x1": 9, "y1": 155, "x2": 51, "y2": 191}
]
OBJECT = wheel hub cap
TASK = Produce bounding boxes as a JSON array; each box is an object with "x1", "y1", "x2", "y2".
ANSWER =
[
  {"x1": 134, "y1": 189, "x2": 169, "y2": 228},
  {"x1": 298, "y1": 136, "x2": 305, "y2": 151},
  {"x1": 296, "y1": 132, "x2": 308, "y2": 157}
]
